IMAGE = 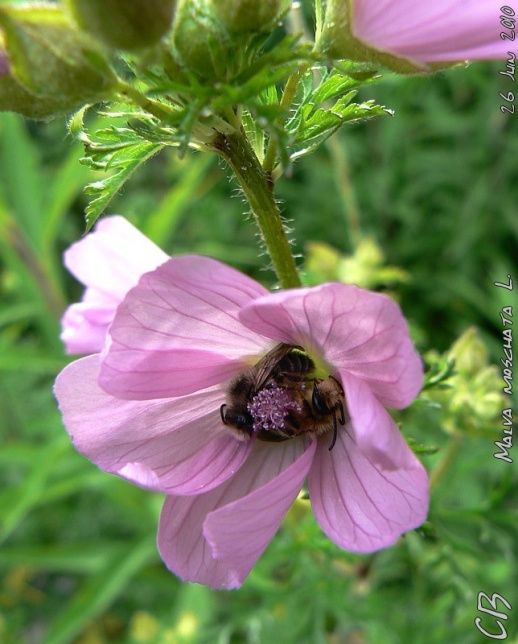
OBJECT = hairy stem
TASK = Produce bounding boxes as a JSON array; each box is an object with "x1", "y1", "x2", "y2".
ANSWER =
[{"x1": 214, "y1": 131, "x2": 301, "y2": 288}]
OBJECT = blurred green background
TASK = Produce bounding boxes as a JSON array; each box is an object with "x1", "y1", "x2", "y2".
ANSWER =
[{"x1": 0, "y1": 60, "x2": 516, "y2": 643}]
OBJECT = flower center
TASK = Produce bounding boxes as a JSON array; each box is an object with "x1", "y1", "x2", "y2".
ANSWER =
[
  {"x1": 220, "y1": 343, "x2": 347, "y2": 448},
  {"x1": 247, "y1": 384, "x2": 303, "y2": 433}
]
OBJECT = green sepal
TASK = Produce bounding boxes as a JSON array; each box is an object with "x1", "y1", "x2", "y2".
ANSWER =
[
  {"x1": 286, "y1": 67, "x2": 392, "y2": 163},
  {"x1": 66, "y1": 0, "x2": 177, "y2": 51},
  {"x1": 0, "y1": 4, "x2": 115, "y2": 105}
]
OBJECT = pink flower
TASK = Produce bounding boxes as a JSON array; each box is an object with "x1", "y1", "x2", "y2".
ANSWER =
[
  {"x1": 55, "y1": 254, "x2": 428, "y2": 589},
  {"x1": 60, "y1": 216, "x2": 167, "y2": 354},
  {"x1": 323, "y1": 0, "x2": 510, "y2": 71}
]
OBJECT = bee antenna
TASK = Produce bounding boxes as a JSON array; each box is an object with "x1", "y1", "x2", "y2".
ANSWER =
[
  {"x1": 328, "y1": 411, "x2": 338, "y2": 451},
  {"x1": 220, "y1": 404, "x2": 228, "y2": 425}
]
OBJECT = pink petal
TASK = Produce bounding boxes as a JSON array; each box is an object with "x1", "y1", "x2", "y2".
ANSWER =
[
  {"x1": 239, "y1": 283, "x2": 423, "y2": 409},
  {"x1": 54, "y1": 355, "x2": 251, "y2": 495},
  {"x1": 99, "y1": 255, "x2": 269, "y2": 400},
  {"x1": 64, "y1": 215, "x2": 168, "y2": 299},
  {"x1": 60, "y1": 291, "x2": 118, "y2": 354},
  {"x1": 340, "y1": 371, "x2": 418, "y2": 469},
  {"x1": 157, "y1": 439, "x2": 316, "y2": 589},
  {"x1": 62, "y1": 216, "x2": 168, "y2": 354},
  {"x1": 308, "y1": 423, "x2": 428, "y2": 553},
  {"x1": 353, "y1": 0, "x2": 510, "y2": 63}
]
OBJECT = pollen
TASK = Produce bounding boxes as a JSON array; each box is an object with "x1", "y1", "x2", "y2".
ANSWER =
[{"x1": 247, "y1": 385, "x2": 302, "y2": 433}]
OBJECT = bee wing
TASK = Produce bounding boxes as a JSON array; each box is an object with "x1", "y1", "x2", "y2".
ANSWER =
[{"x1": 250, "y1": 343, "x2": 293, "y2": 392}]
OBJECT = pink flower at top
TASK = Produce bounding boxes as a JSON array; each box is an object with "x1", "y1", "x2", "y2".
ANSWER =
[
  {"x1": 60, "y1": 216, "x2": 167, "y2": 354},
  {"x1": 324, "y1": 0, "x2": 510, "y2": 70},
  {"x1": 55, "y1": 252, "x2": 428, "y2": 589}
]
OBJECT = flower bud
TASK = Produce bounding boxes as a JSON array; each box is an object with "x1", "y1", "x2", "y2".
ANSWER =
[
  {"x1": 305, "y1": 242, "x2": 342, "y2": 283},
  {"x1": 0, "y1": 70, "x2": 72, "y2": 120},
  {"x1": 472, "y1": 367, "x2": 504, "y2": 420},
  {"x1": 211, "y1": 0, "x2": 286, "y2": 33},
  {"x1": 0, "y1": 4, "x2": 115, "y2": 106},
  {"x1": 66, "y1": 0, "x2": 177, "y2": 51},
  {"x1": 172, "y1": 0, "x2": 233, "y2": 81},
  {"x1": 448, "y1": 327, "x2": 489, "y2": 376},
  {"x1": 0, "y1": 46, "x2": 74, "y2": 119},
  {"x1": 426, "y1": 328, "x2": 505, "y2": 436}
]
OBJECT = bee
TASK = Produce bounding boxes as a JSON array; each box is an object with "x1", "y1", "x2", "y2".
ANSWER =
[{"x1": 220, "y1": 343, "x2": 346, "y2": 450}]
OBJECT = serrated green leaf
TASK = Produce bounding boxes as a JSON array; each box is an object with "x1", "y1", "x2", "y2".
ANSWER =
[
  {"x1": 310, "y1": 71, "x2": 367, "y2": 105},
  {"x1": 289, "y1": 100, "x2": 392, "y2": 161},
  {"x1": 82, "y1": 139, "x2": 164, "y2": 229},
  {"x1": 293, "y1": 90, "x2": 358, "y2": 142}
]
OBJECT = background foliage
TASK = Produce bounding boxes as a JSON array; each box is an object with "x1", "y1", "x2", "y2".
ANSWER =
[{"x1": 0, "y1": 58, "x2": 516, "y2": 642}]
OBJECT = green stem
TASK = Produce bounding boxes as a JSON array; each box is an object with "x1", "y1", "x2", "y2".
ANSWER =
[
  {"x1": 214, "y1": 131, "x2": 301, "y2": 288},
  {"x1": 327, "y1": 136, "x2": 362, "y2": 247},
  {"x1": 430, "y1": 432, "x2": 463, "y2": 490}
]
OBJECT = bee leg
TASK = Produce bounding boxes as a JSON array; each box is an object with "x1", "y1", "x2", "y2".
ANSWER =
[
  {"x1": 328, "y1": 411, "x2": 338, "y2": 451},
  {"x1": 219, "y1": 404, "x2": 228, "y2": 425},
  {"x1": 337, "y1": 401, "x2": 345, "y2": 425},
  {"x1": 329, "y1": 375, "x2": 344, "y2": 395}
]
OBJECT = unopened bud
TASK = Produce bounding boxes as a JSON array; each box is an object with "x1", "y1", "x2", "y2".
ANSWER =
[
  {"x1": 0, "y1": 65, "x2": 72, "y2": 119},
  {"x1": 172, "y1": 0, "x2": 233, "y2": 81},
  {"x1": 66, "y1": 0, "x2": 177, "y2": 51},
  {"x1": 212, "y1": 0, "x2": 286, "y2": 33},
  {"x1": 449, "y1": 327, "x2": 489, "y2": 376},
  {"x1": 0, "y1": 4, "x2": 115, "y2": 106}
]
